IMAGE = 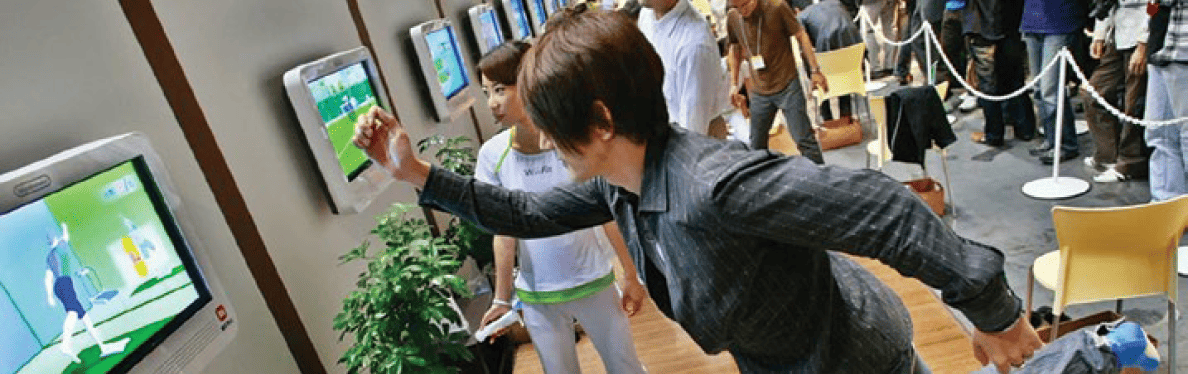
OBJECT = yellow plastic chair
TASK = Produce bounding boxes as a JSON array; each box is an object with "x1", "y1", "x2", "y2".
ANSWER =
[{"x1": 1025, "y1": 195, "x2": 1188, "y2": 368}]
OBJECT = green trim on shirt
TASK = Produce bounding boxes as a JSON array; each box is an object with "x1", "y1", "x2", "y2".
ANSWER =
[{"x1": 515, "y1": 271, "x2": 615, "y2": 304}]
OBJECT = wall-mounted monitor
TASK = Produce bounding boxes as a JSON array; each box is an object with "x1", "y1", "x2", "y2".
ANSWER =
[
  {"x1": 501, "y1": 0, "x2": 534, "y2": 40},
  {"x1": 525, "y1": 0, "x2": 549, "y2": 36},
  {"x1": 410, "y1": 19, "x2": 477, "y2": 122},
  {"x1": 283, "y1": 46, "x2": 394, "y2": 214},
  {"x1": 469, "y1": 4, "x2": 506, "y2": 55},
  {"x1": 0, "y1": 132, "x2": 236, "y2": 374}
]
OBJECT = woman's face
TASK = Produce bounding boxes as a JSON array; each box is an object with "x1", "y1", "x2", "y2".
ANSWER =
[{"x1": 481, "y1": 75, "x2": 525, "y2": 126}]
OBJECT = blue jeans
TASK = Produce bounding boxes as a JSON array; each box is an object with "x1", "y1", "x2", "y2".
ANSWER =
[
  {"x1": 1023, "y1": 32, "x2": 1079, "y2": 153},
  {"x1": 748, "y1": 81, "x2": 824, "y2": 164},
  {"x1": 1144, "y1": 63, "x2": 1188, "y2": 201},
  {"x1": 971, "y1": 329, "x2": 1117, "y2": 374}
]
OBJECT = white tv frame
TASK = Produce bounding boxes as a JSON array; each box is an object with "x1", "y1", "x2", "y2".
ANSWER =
[
  {"x1": 500, "y1": 0, "x2": 535, "y2": 40},
  {"x1": 282, "y1": 46, "x2": 394, "y2": 214},
  {"x1": 410, "y1": 19, "x2": 477, "y2": 122},
  {"x1": 0, "y1": 132, "x2": 237, "y2": 374},
  {"x1": 524, "y1": 0, "x2": 549, "y2": 36},
  {"x1": 468, "y1": 4, "x2": 506, "y2": 55}
]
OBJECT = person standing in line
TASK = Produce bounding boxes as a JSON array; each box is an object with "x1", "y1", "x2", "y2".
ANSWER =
[
  {"x1": 1020, "y1": 0, "x2": 1086, "y2": 164},
  {"x1": 861, "y1": 0, "x2": 899, "y2": 79},
  {"x1": 474, "y1": 41, "x2": 649, "y2": 374},
  {"x1": 639, "y1": 0, "x2": 733, "y2": 139},
  {"x1": 963, "y1": 0, "x2": 1036, "y2": 147},
  {"x1": 725, "y1": 0, "x2": 829, "y2": 163},
  {"x1": 1082, "y1": 0, "x2": 1151, "y2": 183},
  {"x1": 1144, "y1": 0, "x2": 1188, "y2": 200}
]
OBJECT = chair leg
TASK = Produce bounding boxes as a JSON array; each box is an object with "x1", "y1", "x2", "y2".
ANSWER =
[
  {"x1": 1050, "y1": 305, "x2": 1062, "y2": 342},
  {"x1": 1170, "y1": 299, "x2": 1177, "y2": 372},
  {"x1": 1026, "y1": 266, "x2": 1034, "y2": 326},
  {"x1": 940, "y1": 148, "x2": 955, "y2": 219}
]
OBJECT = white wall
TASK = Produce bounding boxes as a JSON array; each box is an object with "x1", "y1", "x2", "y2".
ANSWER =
[
  {"x1": 151, "y1": 0, "x2": 499, "y2": 372},
  {"x1": 0, "y1": 1, "x2": 300, "y2": 373}
]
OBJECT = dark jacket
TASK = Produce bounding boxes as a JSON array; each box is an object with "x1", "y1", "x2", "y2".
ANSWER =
[{"x1": 887, "y1": 86, "x2": 957, "y2": 164}]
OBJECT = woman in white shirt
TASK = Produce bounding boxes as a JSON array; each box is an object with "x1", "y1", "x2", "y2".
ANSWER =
[{"x1": 475, "y1": 41, "x2": 649, "y2": 374}]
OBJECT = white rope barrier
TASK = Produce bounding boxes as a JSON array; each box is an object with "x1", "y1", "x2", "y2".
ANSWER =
[
  {"x1": 1062, "y1": 50, "x2": 1188, "y2": 126},
  {"x1": 856, "y1": 12, "x2": 1188, "y2": 126},
  {"x1": 858, "y1": 10, "x2": 929, "y2": 48}
]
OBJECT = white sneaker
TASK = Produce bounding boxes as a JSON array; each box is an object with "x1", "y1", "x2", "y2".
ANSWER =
[
  {"x1": 959, "y1": 94, "x2": 978, "y2": 111},
  {"x1": 1083, "y1": 157, "x2": 1115, "y2": 170},
  {"x1": 1094, "y1": 167, "x2": 1129, "y2": 183}
]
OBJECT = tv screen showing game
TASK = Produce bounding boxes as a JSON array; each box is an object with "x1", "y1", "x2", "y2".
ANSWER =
[
  {"x1": 411, "y1": 20, "x2": 477, "y2": 122},
  {"x1": 502, "y1": 0, "x2": 533, "y2": 40},
  {"x1": 469, "y1": 5, "x2": 506, "y2": 55},
  {"x1": 305, "y1": 62, "x2": 376, "y2": 182},
  {"x1": 425, "y1": 27, "x2": 470, "y2": 100},
  {"x1": 283, "y1": 47, "x2": 395, "y2": 214},
  {"x1": 0, "y1": 158, "x2": 212, "y2": 374},
  {"x1": 526, "y1": 0, "x2": 548, "y2": 35}
]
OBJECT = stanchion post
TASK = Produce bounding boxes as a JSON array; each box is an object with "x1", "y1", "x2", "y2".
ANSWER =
[
  {"x1": 1021, "y1": 50, "x2": 1090, "y2": 200},
  {"x1": 925, "y1": 23, "x2": 934, "y2": 85}
]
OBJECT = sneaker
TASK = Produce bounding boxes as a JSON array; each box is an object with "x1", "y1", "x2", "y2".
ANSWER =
[
  {"x1": 1103, "y1": 321, "x2": 1160, "y2": 371},
  {"x1": 1094, "y1": 167, "x2": 1130, "y2": 183},
  {"x1": 959, "y1": 94, "x2": 978, "y2": 111}
]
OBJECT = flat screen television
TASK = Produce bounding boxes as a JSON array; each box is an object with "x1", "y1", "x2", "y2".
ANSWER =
[
  {"x1": 468, "y1": 4, "x2": 506, "y2": 55},
  {"x1": 525, "y1": 0, "x2": 549, "y2": 36},
  {"x1": 0, "y1": 132, "x2": 236, "y2": 374},
  {"x1": 410, "y1": 19, "x2": 477, "y2": 122},
  {"x1": 282, "y1": 46, "x2": 395, "y2": 214},
  {"x1": 500, "y1": 0, "x2": 534, "y2": 40}
]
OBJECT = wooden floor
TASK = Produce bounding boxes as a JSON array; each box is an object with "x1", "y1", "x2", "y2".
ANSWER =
[{"x1": 512, "y1": 255, "x2": 983, "y2": 373}]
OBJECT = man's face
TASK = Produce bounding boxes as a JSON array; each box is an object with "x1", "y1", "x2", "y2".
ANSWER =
[
  {"x1": 639, "y1": 0, "x2": 675, "y2": 10},
  {"x1": 730, "y1": 0, "x2": 758, "y2": 17}
]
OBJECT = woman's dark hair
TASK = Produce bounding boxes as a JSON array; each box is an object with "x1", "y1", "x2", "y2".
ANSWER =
[
  {"x1": 477, "y1": 40, "x2": 532, "y2": 85},
  {"x1": 516, "y1": 7, "x2": 668, "y2": 154}
]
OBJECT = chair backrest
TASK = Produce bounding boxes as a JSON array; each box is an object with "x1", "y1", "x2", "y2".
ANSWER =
[
  {"x1": 1051, "y1": 195, "x2": 1188, "y2": 309},
  {"x1": 815, "y1": 43, "x2": 866, "y2": 101}
]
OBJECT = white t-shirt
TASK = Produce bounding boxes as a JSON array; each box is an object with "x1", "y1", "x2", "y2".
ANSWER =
[{"x1": 475, "y1": 129, "x2": 615, "y2": 293}]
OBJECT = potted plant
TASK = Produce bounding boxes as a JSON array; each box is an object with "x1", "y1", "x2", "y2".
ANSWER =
[{"x1": 334, "y1": 135, "x2": 498, "y2": 374}]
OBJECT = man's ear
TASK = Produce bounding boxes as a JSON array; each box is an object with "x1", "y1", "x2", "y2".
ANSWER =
[{"x1": 591, "y1": 100, "x2": 615, "y2": 141}]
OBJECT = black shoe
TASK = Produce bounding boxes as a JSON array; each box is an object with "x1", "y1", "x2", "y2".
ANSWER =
[
  {"x1": 1029, "y1": 142, "x2": 1053, "y2": 156},
  {"x1": 1040, "y1": 149, "x2": 1080, "y2": 164},
  {"x1": 1015, "y1": 133, "x2": 1035, "y2": 141},
  {"x1": 973, "y1": 136, "x2": 1005, "y2": 147}
]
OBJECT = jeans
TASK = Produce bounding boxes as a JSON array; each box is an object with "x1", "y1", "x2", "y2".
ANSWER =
[
  {"x1": 1083, "y1": 44, "x2": 1148, "y2": 177},
  {"x1": 1144, "y1": 63, "x2": 1188, "y2": 201},
  {"x1": 971, "y1": 329, "x2": 1116, "y2": 374},
  {"x1": 749, "y1": 81, "x2": 824, "y2": 163},
  {"x1": 1023, "y1": 32, "x2": 1079, "y2": 153}
]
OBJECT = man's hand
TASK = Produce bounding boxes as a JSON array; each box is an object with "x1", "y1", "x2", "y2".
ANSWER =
[
  {"x1": 730, "y1": 85, "x2": 751, "y2": 119},
  {"x1": 811, "y1": 71, "x2": 829, "y2": 93},
  {"x1": 1129, "y1": 43, "x2": 1148, "y2": 77},
  {"x1": 479, "y1": 305, "x2": 513, "y2": 343},
  {"x1": 619, "y1": 279, "x2": 647, "y2": 317},
  {"x1": 1090, "y1": 40, "x2": 1105, "y2": 59},
  {"x1": 351, "y1": 107, "x2": 431, "y2": 187},
  {"x1": 971, "y1": 315, "x2": 1044, "y2": 373}
]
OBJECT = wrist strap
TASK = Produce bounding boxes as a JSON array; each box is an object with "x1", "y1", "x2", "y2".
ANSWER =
[{"x1": 492, "y1": 298, "x2": 513, "y2": 307}]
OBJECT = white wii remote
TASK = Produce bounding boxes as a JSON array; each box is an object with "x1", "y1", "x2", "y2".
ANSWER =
[{"x1": 475, "y1": 310, "x2": 521, "y2": 342}]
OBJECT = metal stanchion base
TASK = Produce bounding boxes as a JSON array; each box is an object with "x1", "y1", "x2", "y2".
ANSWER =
[
  {"x1": 1178, "y1": 246, "x2": 1188, "y2": 276},
  {"x1": 1021, "y1": 177, "x2": 1091, "y2": 200}
]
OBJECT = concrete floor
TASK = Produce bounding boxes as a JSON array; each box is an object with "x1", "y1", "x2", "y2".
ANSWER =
[{"x1": 732, "y1": 89, "x2": 1186, "y2": 372}]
